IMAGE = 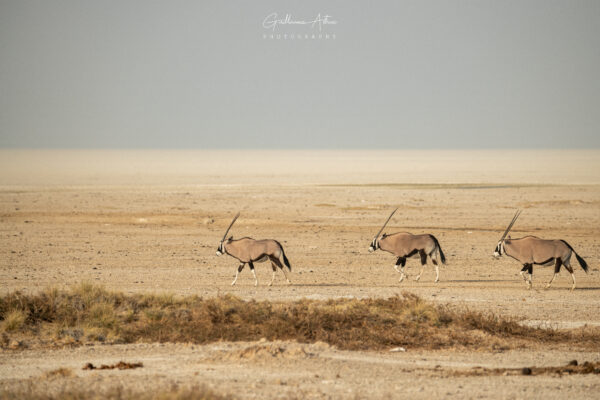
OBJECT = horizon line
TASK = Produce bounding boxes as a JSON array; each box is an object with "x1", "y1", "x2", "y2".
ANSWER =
[{"x1": 1, "y1": 147, "x2": 599, "y2": 151}]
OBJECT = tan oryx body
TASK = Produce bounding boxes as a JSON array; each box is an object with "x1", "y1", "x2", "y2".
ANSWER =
[
  {"x1": 493, "y1": 211, "x2": 588, "y2": 290},
  {"x1": 368, "y1": 209, "x2": 446, "y2": 283},
  {"x1": 216, "y1": 213, "x2": 291, "y2": 286}
]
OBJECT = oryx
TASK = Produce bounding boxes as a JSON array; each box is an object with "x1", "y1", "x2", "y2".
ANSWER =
[
  {"x1": 493, "y1": 210, "x2": 588, "y2": 290},
  {"x1": 215, "y1": 213, "x2": 292, "y2": 286},
  {"x1": 368, "y1": 209, "x2": 446, "y2": 283}
]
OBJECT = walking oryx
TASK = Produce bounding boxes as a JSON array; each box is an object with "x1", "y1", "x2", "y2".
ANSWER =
[
  {"x1": 215, "y1": 213, "x2": 292, "y2": 286},
  {"x1": 493, "y1": 210, "x2": 588, "y2": 290},
  {"x1": 368, "y1": 209, "x2": 446, "y2": 283}
]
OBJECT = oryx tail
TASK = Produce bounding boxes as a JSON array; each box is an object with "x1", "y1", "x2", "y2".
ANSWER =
[
  {"x1": 429, "y1": 234, "x2": 446, "y2": 264},
  {"x1": 561, "y1": 240, "x2": 589, "y2": 273},
  {"x1": 275, "y1": 240, "x2": 291, "y2": 271}
]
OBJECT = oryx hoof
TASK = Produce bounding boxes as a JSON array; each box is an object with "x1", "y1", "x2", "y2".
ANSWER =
[
  {"x1": 268, "y1": 282, "x2": 273, "y2": 287},
  {"x1": 544, "y1": 284, "x2": 550, "y2": 289},
  {"x1": 434, "y1": 278, "x2": 439, "y2": 283},
  {"x1": 231, "y1": 281, "x2": 236, "y2": 286},
  {"x1": 286, "y1": 280, "x2": 292, "y2": 285},
  {"x1": 570, "y1": 285, "x2": 576, "y2": 291},
  {"x1": 414, "y1": 276, "x2": 421, "y2": 282}
]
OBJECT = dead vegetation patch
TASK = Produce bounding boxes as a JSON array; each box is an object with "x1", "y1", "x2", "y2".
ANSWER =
[
  {"x1": 452, "y1": 360, "x2": 600, "y2": 377},
  {"x1": 1, "y1": 285, "x2": 599, "y2": 351},
  {"x1": 82, "y1": 361, "x2": 143, "y2": 370}
]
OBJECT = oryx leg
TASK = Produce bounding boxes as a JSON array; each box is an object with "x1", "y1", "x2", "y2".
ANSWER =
[
  {"x1": 248, "y1": 261, "x2": 258, "y2": 286},
  {"x1": 520, "y1": 264, "x2": 533, "y2": 289},
  {"x1": 414, "y1": 250, "x2": 427, "y2": 282},
  {"x1": 563, "y1": 260, "x2": 576, "y2": 291},
  {"x1": 268, "y1": 261, "x2": 277, "y2": 286},
  {"x1": 519, "y1": 265, "x2": 528, "y2": 282},
  {"x1": 546, "y1": 258, "x2": 561, "y2": 289},
  {"x1": 269, "y1": 256, "x2": 291, "y2": 285},
  {"x1": 395, "y1": 257, "x2": 407, "y2": 282},
  {"x1": 231, "y1": 263, "x2": 245, "y2": 286},
  {"x1": 431, "y1": 258, "x2": 439, "y2": 283}
]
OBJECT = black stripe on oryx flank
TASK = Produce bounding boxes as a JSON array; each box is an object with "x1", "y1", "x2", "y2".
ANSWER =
[
  {"x1": 405, "y1": 249, "x2": 418, "y2": 258},
  {"x1": 521, "y1": 264, "x2": 533, "y2": 274},
  {"x1": 533, "y1": 258, "x2": 554, "y2": 266}
]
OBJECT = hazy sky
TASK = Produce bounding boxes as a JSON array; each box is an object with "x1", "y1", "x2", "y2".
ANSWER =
[{"x1": 1, "y1": 1, "x2": 599, "y2": 149}]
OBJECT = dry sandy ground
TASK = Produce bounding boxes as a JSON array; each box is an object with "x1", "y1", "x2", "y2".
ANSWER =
[
  {"x1": 2, "y1": 341, "x2": 600, "y2": 399},
  {"x1": 1, "y1": 150, "x2": 599, "y2": 398}
]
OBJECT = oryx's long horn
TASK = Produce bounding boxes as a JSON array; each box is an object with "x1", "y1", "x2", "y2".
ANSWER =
[
  {"x1": 221, "y1": 212, "x2": 240, "y2": 242},
  {"x1": 373, "y1": 208, "x2": 398, "y2": 240},
  {"x1": 500, "y1": 209, "x2": 521, "y2": 241}
]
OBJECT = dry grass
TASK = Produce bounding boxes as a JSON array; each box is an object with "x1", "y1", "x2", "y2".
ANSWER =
[
  {"x1": 0, "y1": 385, "x2": 232, "y2": 400},
  {"x1": 1, "y1": 285, "x2": 599, "y2": 351},
  {"x1": 2, "y1": 309, "x2": 28, "y2": 332}
]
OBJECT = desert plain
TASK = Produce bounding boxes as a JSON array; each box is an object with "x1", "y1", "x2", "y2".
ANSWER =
[{"x1": 1, "y1": 149, "x2": 599, "y2": 399}]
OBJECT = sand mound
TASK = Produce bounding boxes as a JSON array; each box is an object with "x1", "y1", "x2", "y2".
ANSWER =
[{"x1": 219, "y1": 341, "x2": 332, "y2": 362}]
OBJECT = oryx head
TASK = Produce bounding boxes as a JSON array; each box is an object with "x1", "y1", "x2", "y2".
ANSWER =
[
  {"x1": 494, "y1": 210, "x2": 521, "y2": 257},
  {"x1": 369, "y1": 208, "x2": 397, "y2": 252},
  {"x1": 216, "y1": 212, "x2": 239, "y2": 256}
]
